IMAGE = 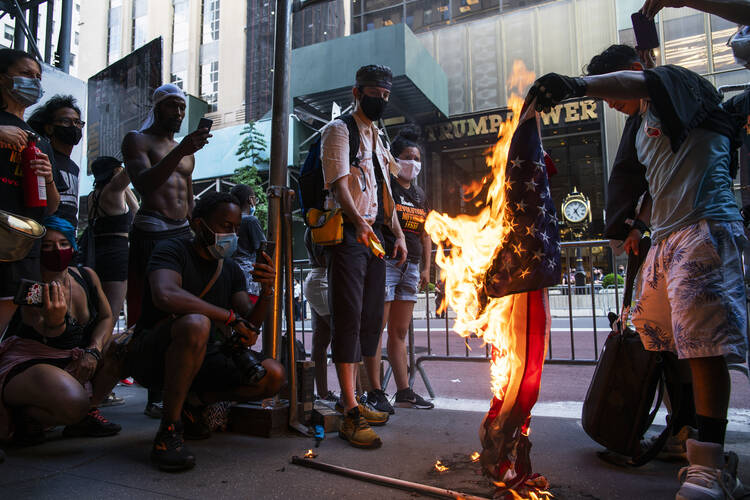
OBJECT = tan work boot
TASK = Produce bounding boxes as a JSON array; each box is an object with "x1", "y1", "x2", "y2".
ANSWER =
[
  {"x1": 339, "y1": 407, "x2": 382, "y2": 449},
  {"x1": 335, "y1": 399, "x2": 389, "y2": 426}
]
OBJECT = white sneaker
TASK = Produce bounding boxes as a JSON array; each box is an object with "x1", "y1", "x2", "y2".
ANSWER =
[{"x1": 676, "y1": 440, "x2": 743, "y2": 500}]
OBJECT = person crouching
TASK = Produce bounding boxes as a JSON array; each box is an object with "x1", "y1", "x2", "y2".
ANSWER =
[
  {"x1": 125, "y1": 191, "x2": 283, "y2": 472},
  {"x1": 0, "y1": 216, "x2": 120, "y2": 444}
]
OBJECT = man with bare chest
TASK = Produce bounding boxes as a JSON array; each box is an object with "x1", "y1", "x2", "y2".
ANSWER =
[{"x1": 121, "y1": 84, "x2": 210, "y2": 331}]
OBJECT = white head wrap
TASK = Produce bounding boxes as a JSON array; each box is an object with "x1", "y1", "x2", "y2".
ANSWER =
[{"x1": 138, "y1": 83, "x2": 187, "y2": 131}]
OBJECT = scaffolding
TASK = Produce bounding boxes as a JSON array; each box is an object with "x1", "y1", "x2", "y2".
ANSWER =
[{"x1": 0, "y1": 0, "x2": 74, "y2": 73}]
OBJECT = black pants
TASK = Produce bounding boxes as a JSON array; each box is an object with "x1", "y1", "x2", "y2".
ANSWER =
[{"x1": 325, "y1": 223, "x2": 385, "y2": 363}]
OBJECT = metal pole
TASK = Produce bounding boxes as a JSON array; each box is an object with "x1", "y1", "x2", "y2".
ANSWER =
[
  {"x1": 13, "y1": 8, "x2": 25, "y2": 52},
  {"x1": 284, "y1": 189, "x2": 306, "y2": 434},
  {"x1": 11, "y1": 0, "x2": 42, "y2": 60},
  {"x1": 56, "y1": 0, "x2": 72, "y2": 72},
  {"x1": 44, "y1": 0, "x2": 53, "y2": 64},
  {"x1": 28, "y1": 5, "x2": 38, "y2": 47},
  {"x1": 264, "y1": 0, "x2": 292, "y2": 360},
  {"x1": 290, "y1": 457, "x2": 490, "y2": 500}
]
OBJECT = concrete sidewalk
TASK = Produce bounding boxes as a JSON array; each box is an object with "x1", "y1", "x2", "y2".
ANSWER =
[{"x1": 1, "y1": 385, "x2": 748, "y2": 499}]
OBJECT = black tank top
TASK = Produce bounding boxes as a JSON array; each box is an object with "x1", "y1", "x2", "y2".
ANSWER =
[
  {"x1": 9, "y1": 267, "x2": 100, "y2": 350},
  {"x1": 90, "y1": 190, "x2": 133, "y2": 234}
]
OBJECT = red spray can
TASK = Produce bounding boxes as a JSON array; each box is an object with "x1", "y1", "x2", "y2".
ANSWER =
[{"x1": 22, "y1": 132, "x2": 46, "y2": 208}]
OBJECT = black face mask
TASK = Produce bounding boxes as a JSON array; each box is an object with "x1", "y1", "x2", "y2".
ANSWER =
[
  {"x1": 359, "y1": 94, "x2": 388, "y2": 122},
  {"x1": 53, "y1": 125, "x2": 82, "y2": 146}
]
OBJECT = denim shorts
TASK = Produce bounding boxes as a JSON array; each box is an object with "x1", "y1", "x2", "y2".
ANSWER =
[{"x1": 385, "y1": 259, "x2": 420, "y2": 302}]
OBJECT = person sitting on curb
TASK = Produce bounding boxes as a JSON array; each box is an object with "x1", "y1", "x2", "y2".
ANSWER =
[
  {"x1": 0, "y1": 216, "x2": 120, "y2": 444},
  {"x1": 125, "y1": 191, "x2": 283, "y2": 472}
]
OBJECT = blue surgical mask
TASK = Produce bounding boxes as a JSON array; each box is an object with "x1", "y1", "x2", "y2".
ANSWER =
[
  {"x1": 200, "y1": 220, "x2": 238, "y2": 259},
  {"x1": 249, "y1": 205, "x2": 256, "y2": 216},
  {"x1": 8, "y1": 76, "x2": 43, "y2": 107}
]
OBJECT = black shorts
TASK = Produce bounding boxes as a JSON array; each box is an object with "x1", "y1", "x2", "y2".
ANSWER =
[
  {"x1": 94, "y1": 235, "x2": 128, "y2": 282},
  {"x1": 325, "y1": 223, "x2": 386, "y2": 363},
  {"x1": 125, "y1": 317, "x2": 267, "y2": 394},
  {"x1": 0, "y1": 252, "x2": 40, "y2": 299}
]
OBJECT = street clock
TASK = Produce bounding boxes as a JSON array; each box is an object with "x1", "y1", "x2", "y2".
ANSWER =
[{"x1": 561, "y1": 187, "x2": 591, "y2": 228}]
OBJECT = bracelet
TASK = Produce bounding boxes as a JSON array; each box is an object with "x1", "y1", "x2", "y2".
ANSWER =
[
  {"x1": 84, "y1": 347, "x2": 102, "y2": 361},
  {"x1": 45, "y1": 180, "x2": 54, "y2": 185},
  {"x1": 225, "y1": 309, "x2": 235, "y2": 325}
]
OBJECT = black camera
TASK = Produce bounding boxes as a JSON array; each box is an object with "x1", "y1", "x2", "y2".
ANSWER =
[{"x1": 222, "y1": 326, "x2": 267, "y2": 385}]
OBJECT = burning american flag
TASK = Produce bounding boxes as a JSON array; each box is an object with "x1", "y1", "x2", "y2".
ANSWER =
[{"x1": 425, "y1": 62, "x2": 559, "y2": 499}]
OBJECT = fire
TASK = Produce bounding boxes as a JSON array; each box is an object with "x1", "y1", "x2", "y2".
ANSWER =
[
  {"x1": 424, "y1": 60, "x2": 537, "y2": 401},
  {"x1": 470, "y1": 451, "x2": 481, "y2": 462},
  {"x1": 304, "y1": 449, "x2": 317, "y2": 459},
  {"x1": 434, "y1": 460, "x2": 449, "y2": 472}
]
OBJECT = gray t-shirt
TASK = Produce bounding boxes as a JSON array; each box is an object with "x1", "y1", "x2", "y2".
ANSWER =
[{"x1": 636, "y1": 104, "x2": 741, "y2": 242}]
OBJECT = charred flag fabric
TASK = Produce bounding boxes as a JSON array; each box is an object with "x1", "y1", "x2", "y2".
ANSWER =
[{"x1": 484, "y1": 104, "x2": 561, "y2": 298}]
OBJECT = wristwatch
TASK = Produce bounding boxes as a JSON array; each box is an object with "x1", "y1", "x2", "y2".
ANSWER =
[
  {"x1": 84, "y1": 347, "x2": 102, "y2": 361},
  {"x1": 630, "y1": 218, "x2": 650, "y2": 234}
]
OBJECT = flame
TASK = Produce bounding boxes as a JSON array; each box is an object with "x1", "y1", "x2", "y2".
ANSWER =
[
  {"x1": 470, "y1": 451, "x2": 481, "y2": 462},
  {"x1": 434, "y1": 460, "x2": 449, "y2": 472},
  {"x1": 424, "y1": 60, "x2": 536, "y2": 401},
  {"x1": 304, "y1": 449, "x2": 317, "y2": 459}
]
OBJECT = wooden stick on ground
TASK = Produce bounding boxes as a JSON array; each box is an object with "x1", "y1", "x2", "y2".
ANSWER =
[{"x1": 290, "y1": 456, "x2": 490, "y2": 500}]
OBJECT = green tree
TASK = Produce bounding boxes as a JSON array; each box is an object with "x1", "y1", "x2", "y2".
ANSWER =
[{"x1": 233, "y1": 122, "x2": 269, "y2": 230}]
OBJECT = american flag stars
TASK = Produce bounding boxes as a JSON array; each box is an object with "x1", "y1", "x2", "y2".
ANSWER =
[{"x1": 484, "y1": 111, "x2": 562, "y2": 298}]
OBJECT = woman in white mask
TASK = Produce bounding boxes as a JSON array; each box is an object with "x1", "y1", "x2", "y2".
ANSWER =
[{"x1": 365, "y1": 125, "x2": 434, "y2": 414}]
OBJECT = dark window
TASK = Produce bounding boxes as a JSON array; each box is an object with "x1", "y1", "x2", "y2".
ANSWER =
[
  {"x1": 363, "y1": 5, "x2": 403, "y2": 31},
  {"x1": 406, "y1": 0, "x2": 450, "y2": 31}
]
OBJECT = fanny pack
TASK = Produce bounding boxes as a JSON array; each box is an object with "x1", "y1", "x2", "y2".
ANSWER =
[{"x1": 306, "y1": 208, "x2": 343, "y2": 246}]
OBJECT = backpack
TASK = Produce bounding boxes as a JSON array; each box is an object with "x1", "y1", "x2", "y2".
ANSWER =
[{"x1": 298, "y1": 113, "x2": 360, "y2": 220}]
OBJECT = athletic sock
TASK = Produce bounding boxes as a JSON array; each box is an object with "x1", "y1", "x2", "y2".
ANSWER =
[{"x1": 695, "y1": 414, "x2": 727, "y2": 445}]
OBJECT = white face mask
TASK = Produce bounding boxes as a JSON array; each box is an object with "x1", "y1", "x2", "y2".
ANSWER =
[
  {"x1": 729, "y1": 26, "x2": 750, "y2": 69},
  {"x1": 397, "y1": 159, "x2": 421, "y2": 181}
]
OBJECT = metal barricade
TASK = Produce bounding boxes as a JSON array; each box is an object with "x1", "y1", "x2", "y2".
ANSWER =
[{"x1": 291, "y1": 239, "x2": 623, "y2": 399}]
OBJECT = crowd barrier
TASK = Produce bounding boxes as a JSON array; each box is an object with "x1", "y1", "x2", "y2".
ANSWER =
[{"x1": 292, "y1": 239, "x2": 626, "y2": 398}]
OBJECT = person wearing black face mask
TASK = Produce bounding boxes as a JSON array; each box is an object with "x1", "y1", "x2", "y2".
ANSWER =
[
  {"x1": 28, "y1": 95, "x2": 84, "y2": 228},
  {"x1": 123, "y1": 192, "x2": 283, "y2": 471},
  {"x1": 319, "y1": 64, "x2": 407, "y2": 449},
  {"x1": 0, "y1": 215, "x2": 121, "y2": 444}
]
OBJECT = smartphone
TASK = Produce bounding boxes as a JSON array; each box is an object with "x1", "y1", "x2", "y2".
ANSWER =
[
  {"x1": 197, "y1": 117, "x2": 213, "y2": 132},
  {"x1": 257, "y1": 241, "x2": 275, "y2": 261},
  {"x1": 13, "y1": 279, "x2": 45, "y2": 307},
  {"x1": 631, "y1": 12, "x2": 659, "y2": 50}
]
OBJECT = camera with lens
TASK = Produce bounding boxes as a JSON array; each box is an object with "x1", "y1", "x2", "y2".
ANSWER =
[{"x1": 222, "y1": 321, "x2": 267, "y2": 385}]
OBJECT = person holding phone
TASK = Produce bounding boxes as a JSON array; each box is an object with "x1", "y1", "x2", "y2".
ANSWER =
[
  {"x1": 0, "y1": 216, "x2": 120, "y2": 444},
  {"x1": 123, "y1": 192, "x2": 282, "y2": 471},
  {"x1": 530, "y1": 44, "x2": 746, "y2": 499},
  {"x1": 641, "y1": 0, "x2": 750, "y2": 25},
  {"x1": 122, "y1": 84, "x2": 212, "y2": 418}
]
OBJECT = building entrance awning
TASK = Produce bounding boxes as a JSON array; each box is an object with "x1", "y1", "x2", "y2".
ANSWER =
[{"x1": 291, "y1": 24, "x2": 449, "y2": 124}]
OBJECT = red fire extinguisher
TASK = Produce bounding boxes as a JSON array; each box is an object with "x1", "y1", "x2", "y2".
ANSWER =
[{"x1": 22, "y1": 132, "x2": 46, "y2": 208}]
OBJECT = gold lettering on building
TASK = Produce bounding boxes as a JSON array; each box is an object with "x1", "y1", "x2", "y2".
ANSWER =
[
  {"x1": 488, "y1": 114, "x2": 503, "y2": 133},
  {"x1": 580, "y1": 99, "x2": 597, "y2": 120}
]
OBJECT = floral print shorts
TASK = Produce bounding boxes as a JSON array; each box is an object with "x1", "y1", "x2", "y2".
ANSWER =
[{"x1": 631, "y1": 220, "x2": 748, "y2": 364}]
